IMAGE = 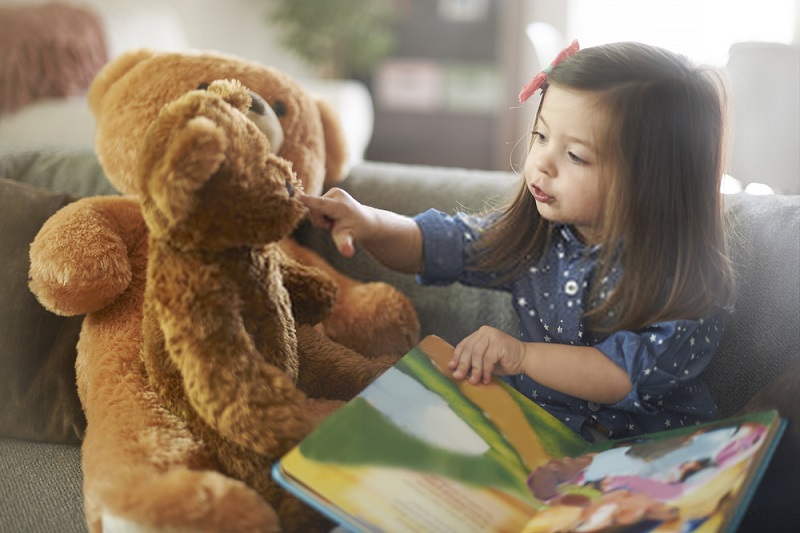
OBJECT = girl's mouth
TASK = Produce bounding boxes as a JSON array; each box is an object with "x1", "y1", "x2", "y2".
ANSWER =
[{"x1": 532, "y1": 185, "x2": 554, "y2": 203}]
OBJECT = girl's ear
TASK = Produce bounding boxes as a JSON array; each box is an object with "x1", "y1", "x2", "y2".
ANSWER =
[{"x1": 315, "y1": 97, "x2": 349, "y2": 187}]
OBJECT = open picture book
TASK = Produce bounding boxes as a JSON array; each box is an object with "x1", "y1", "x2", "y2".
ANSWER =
[{"x1": 273, "y1": 335, "x2": 785, "y2": 533}]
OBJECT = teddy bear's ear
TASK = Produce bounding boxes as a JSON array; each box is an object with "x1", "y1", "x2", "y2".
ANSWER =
[
  {"x1": 88, "y1": 49, "x2": 158, "y2": 117},
  {"x1": 316, "y1": 98, "x2": 349, "y2": 187},
  {"x1": 144, "y1": 114, "x2": 228, "y2": 227}
]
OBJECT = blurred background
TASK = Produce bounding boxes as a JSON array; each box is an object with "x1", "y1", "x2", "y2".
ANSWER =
[{"x1": 1, "y1": 0, "x2": 798, "y2": 193}]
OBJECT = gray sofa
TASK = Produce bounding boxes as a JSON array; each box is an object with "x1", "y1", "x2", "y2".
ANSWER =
[{"x1": 1, "y1": 145, "x2": 798, "y2": 532}]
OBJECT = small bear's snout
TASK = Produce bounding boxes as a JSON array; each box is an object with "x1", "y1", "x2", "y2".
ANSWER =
[{"x1": 248, "y1": 91, "x2": 266, "y2": 116}]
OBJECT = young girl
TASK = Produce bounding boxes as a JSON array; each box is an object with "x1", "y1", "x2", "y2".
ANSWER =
[{"x1": 300, "y1": 41, "x2": 735, "y2": 441}]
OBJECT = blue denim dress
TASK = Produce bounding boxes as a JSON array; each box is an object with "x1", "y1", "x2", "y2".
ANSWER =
[{"x1": 414, "y1": 209, "x2": 723, "y2": 441}]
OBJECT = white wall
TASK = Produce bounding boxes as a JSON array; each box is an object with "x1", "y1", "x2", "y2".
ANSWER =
[{"x1": 164, "y1": 0, "x2": 315, "y2": 78}]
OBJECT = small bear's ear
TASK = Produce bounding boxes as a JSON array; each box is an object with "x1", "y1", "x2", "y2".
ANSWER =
[
  {"x1": 141, "y1": 111, "x2": 227, "y2": 227},
  {"x1": 88, "y1": 49, "x2": 157, "y2": 118},
  {"x1": 316, "y1": 98, "x2": 349, "y2": 187}
]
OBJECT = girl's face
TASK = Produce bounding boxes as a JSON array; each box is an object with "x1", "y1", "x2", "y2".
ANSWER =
[{"x1": 524, "y1": 85, "x2": 608, "y2": 244}]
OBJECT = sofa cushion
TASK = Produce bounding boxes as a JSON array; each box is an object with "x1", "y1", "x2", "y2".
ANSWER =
[
  {"x1": 0, "y1": 178, "x2": 86, "y2": 444},
  {"x1": 0, "y1": 144, "x2": 116, "y2": 197},
  {"x1": 705, "y1": 192, "x2": 800, "y2": 417},
  {"x1": 0, "y1": 437, "x2": 84, "y2": 532}
]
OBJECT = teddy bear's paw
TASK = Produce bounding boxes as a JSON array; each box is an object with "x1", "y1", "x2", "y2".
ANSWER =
[
  {"x1": 97, "y1": 468, "x2": 280, "y2": 533},
  {"x1": 323, "y1": 282, "x2": 421, "y2": 358},
  {"x1": 28, "y1": 203, "x2": 133, "y2": 315},
  {"x1": 28, "y1": 257, "x2": 132, "y2": 316},
  {"x1": 197, "y1": 369, "x2": 318, "y2": 456}
]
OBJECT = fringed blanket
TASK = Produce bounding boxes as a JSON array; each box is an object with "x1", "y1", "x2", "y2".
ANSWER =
[{"x1": 0, "y1": 2, "x2": 108, "y2": 114}]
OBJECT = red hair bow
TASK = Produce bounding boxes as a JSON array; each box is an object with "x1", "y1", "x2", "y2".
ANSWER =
[{"x1": 518, "y1": 39, "x2": 580, "y2": 103}]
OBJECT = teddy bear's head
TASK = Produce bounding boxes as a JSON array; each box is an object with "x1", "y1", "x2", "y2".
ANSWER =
[
  {"x1": 138, "y1": 79, "x2": 307, "y2": 251},
  {"x1": 88, "y1": 49, "x2": 347, "y2": 197}
]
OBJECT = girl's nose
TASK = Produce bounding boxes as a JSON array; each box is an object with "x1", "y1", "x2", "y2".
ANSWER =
[{"x1": 530, "y1": 144, "x2": 557, "y2": 177}]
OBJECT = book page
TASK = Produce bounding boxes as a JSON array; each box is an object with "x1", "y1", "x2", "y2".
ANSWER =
[
  {"x1": 522, "y1": 410, "x2": 783, "y2": 532},
  {"x1": 277, "y1": 335, "x2": 587, "y2": 532}
]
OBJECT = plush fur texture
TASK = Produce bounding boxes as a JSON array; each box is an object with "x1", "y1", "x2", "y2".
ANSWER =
[{"x1": 28, "y1": 50, "x2": 420, "y2": 532}]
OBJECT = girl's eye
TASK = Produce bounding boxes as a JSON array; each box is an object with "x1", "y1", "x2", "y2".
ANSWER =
[
  {"x1": 532, "y1": 131, "x2": 547, "y2": 144},
  {"x1": 568, "y1": 152, "x2": 587, "y2": 165}
]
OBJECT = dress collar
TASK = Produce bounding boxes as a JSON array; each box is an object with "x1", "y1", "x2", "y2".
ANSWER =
[{"x1": 555, "y1": 224, "x2": 602, "y2": 257}]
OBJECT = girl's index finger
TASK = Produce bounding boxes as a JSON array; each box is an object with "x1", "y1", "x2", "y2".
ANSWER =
[
  {"x1": 299, "y1": 194, "x2": 336, "y2": 230},
  {"x1": 298, "y1": 193, "x2": 324, "y2": 210}
]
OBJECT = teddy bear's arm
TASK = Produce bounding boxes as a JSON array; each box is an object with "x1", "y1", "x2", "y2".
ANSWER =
[
  {"x1": 29, "y1": 196, "x2": 143, "y2": 316},
  {"x1": 276, "y1": 253, "x2": 337, "y2": 326},
  {"x1": 280, "y1": 238, "x2": 421, "y2": 358},
  {"x1": 151, "y1": 259, "x2": 318, "y2": 455}
]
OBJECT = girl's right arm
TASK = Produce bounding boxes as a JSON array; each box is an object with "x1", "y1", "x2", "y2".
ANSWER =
[
  {"x1": 451, "y1": 326, "x2": 633, "y2": 405},
  {"x1": 299, "y1": 188, "x2": 424, "y2": 274}
]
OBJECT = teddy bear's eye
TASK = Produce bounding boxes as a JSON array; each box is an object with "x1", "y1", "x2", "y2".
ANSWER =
[
  {"x1": 197, "y1": 83, "x2": 210, "y2": 90},
  {"x1": 272, "y1": 100, "x2": 288, "y2": 117}
]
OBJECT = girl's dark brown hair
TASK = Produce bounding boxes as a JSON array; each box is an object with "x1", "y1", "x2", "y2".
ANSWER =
[{"x1": 474, "y1": 42, "x2": 735, "y2": 333}]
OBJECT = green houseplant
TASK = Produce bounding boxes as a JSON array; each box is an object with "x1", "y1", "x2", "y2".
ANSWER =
[{"x1": 266, "y1": 0, "x2": 396, "y2": 79}]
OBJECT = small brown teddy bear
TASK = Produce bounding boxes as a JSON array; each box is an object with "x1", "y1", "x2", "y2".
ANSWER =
[
  {"x1": 28, "y1": 49, "x2": 419, "y2": 532},
  {"x1": 140, "y1": 78, "x2": 392, "y2": 532}
]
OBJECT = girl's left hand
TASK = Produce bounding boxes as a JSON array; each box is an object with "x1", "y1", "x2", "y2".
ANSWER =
[{"x1": 449, "y1": 326, "x2": 527, "y2": 385}]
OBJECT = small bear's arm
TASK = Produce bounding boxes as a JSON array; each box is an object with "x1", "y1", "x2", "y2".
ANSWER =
[
  {"x1": 148, "y1": 257, "x2": 316, "y2": 455},
  {"x1": 276, "y1": 250, "x2": 338, "y2": 326},
  {"x1": 29, "y1": 196, "x2": 143, "y2": 316}
]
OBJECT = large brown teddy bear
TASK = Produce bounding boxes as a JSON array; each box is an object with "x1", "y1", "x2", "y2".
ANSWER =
[{"x1": 28, "y1": 49, "x2": 419, "y2": 532}]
